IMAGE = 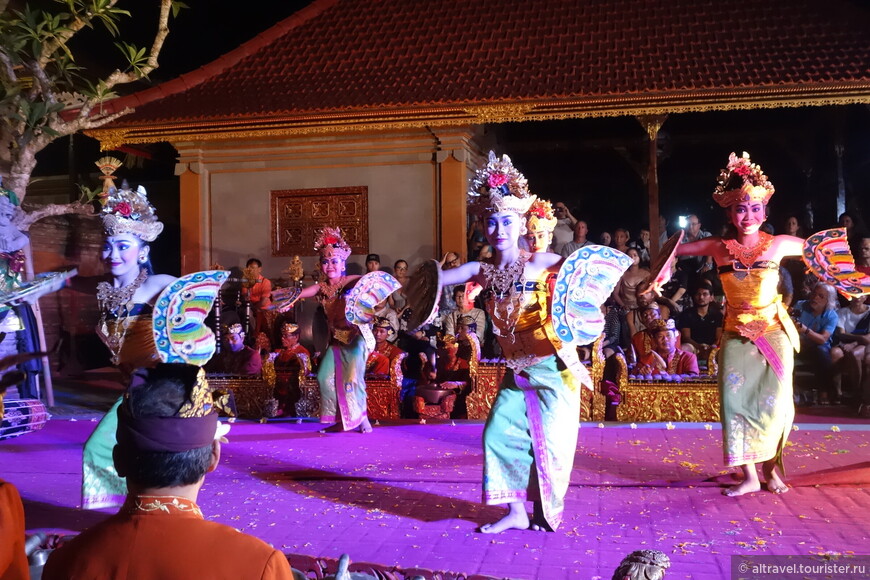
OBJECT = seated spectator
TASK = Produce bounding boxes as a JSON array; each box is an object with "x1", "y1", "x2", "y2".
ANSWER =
[
  {"x1": 613, "y1": 228, "x2": 633, "y2": 254},
  {"x1": 43, "y1": 364, "x2": 295, "y2": 579},
  {"x1": 601, "y1": 298, "x2": 630, "y2": 358},
  {"x1": 371, "y1": 299, "x2": 400, "y2": 342},
  {"x1": 831, "y1": 295, "x2": 870, "y2": 404},
  {"x1": 613, "y1": 248, "x2": 649, "y2": 312},
  {"x1": 442, "y1": 285, "x2": 486, "y2": 339},
  {"x1": 654, "y1": 261, "x2": 689, "y2": 319},
  {"x1": 366, "y1": 317, "x2": 404, "y2": 377},
  {"x1": 678, "y1": 283, "x2": 723, "y2": 363},
  {"x1": 454, "y1": 315, "x2": 482, "y2": 363},
  {"x1": 635, "y1": 227, "x2": 652, "y2": 268},
  {"x1": 599, "y1": 231, "x2": 613, "y2": 247},
  {"x1": 272, "y1": 323, "x2": 311, "y2": 417},
  {"x1": 560, "y1": 219, "x2": 593, "y2": 258},
  {"x1": 635, "y1": 319, "x2": 699, "y2": 377},
  {"x1": 388, "y1": 259, "x2": 409, "y2": 314},
  {"x1": 856, "y1": 237, "x2": 870, "y2": 277},
  {"x1": 206, "y1": 323, "x2": 262, "y2": 375},
  {"x1": 365, "y1": 253, "x2": 381, "y2": 273},
  {"x1": 793, "y1": 283, "x2": 839, "y2": 404}
]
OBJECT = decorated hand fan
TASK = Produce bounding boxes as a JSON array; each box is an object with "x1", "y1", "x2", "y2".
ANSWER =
[
  {"x1": 403, "y1": 260, "x2": 443, "y2": 332},
  {"x1": 152, "y1": 270, "x2": 229, "y2": 366},
  {"x1": 552, "y1": 245, "x2": 632, "y2": 345},
  {"x1": 269, "y1": 286, "x2": 303, "y2": 312},
  {"x1": 803, "y1": 228, "x2": 870, "y2": 298},
  {"x1": 645, "y1": 230, "x2": 684, "y2": 294},
  {"x1": 345, "y1": 271, "x2": 401, "y2": 326}
]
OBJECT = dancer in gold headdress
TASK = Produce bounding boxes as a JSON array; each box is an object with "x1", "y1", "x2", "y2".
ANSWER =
[
  {"x1": 673, "y1": 151, "x2": 870, "y2": 496},
  {"x1": 408, "y1": 152, "x2": 629, "y2": 532},
  {"x1": 82, "y1": 181, "x2": 177, "y2": 509}
]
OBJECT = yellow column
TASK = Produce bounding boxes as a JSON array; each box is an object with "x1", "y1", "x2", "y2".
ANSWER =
[
  {"x1": 439, "y1": 152, "x2": 468, "y2": 262},
  {"x1": 178, "y1": 167, "x2": 202, "y2": 274}
]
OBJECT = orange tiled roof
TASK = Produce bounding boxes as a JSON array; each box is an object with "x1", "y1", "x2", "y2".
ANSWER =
[{"x1": 95, "y1": 0, "x2": 870, "y2": 144}]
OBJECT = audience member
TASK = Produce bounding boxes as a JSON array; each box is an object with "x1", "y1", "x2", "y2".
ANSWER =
[
  {"x1": 678, "y1": 283, "x2": 723, "y2": 362},
  {"x1": 599, "y1": 231, "x2": 612, "y2": 247},
  {"x1": 630, "y1": 303, "x2": 663, "y2": 362},
  {"x1": 550, "y1": 202, "x2": 578, "y2": 254},
  {"x1": 856, "y1": 237, "x2": 870, "y2": 276},
  {"x1": 783, "y1": 215, "x2": 805, "y2": 238},
  {"x1": 206, "y1": 323, "x2": 262, "y2": 375},
  {"x1": 677, "y1": 214, "x2": 712, "y2": 275},
  {"x1": 793, "y1": 283, "x2": 839, "y2": 404},
  {"x1": 635, "y1": 319, "x2": 699, "y2": 377},
  {"x1": 831, "y1": 295, "x2": 870, "y2": 404},
  {"x1": 389, "y1": 259, "x2": 410, "y2": 314},
  {"x1": 560, "y1": 220, "x2": 593, "y2": 257},
  {"x1": 434, "y1": 334, "x2": 470, "y2": 389},
  {"x1": 365, "y1": 254, "x2": 381, "y2": 273},
  {"x1": 655, "y1": 260, "x2": 688, "y2": 318},
  {"x1": 43, "y1": 364, "x2": 296, "y2": 579},
  {"x1": 635, "y1": 227, "x2": 651, "y2": 267},
  {"x1": 601, "y1": 298, "x2": 630, "y2": 358},
  {"x1": 657, "y1": 215, "x2": 670, "y2": 248},
  {"x1": 613, "y1": 248, "x2": 649, "y2": 311},
  {"x1": 442, "y1": 285, "x2": 486, "y2": 338},
  {"x1": 613, "y1": 228, "x2": 633, "y2": 254}
]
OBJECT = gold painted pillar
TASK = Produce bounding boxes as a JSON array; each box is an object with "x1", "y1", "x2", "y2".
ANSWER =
[
  {"x1": 178, "y1": 166, "x2": 202, "y2": 274},
  {"x1": 438, "y1": 150, "x2": 468, "y2": 262}
]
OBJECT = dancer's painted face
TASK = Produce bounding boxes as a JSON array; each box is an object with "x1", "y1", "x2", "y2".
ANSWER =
[
  {"x1": 730, "y1": 202, "x2": 765, "y2": 235},
  {"x1": 486, "y1": 211, "x2": 522, "y2": 252},
  {"x1": 524, "y1": 230, "x2": 551, "y2": 253},
  {"x1": 102, "y1": 234, "x2": 144, "y2": 279},
  {"x1": 320, "y1": 255, "x2": 345, "y2": 280}
]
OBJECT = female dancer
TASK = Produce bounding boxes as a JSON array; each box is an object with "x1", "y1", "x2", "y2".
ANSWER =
[
  {"x1": 82, "y1": 182, "x2": 177, "y2": 509},
  {"x1": 280, "y1": 228, "x2": 370, "y2": 433},
  {"x1": 675, "y1": 152, "x2": 805, "y2": 497},
  {"x1": 429, "y1": 152, "x2": 625, "y2": 533}
]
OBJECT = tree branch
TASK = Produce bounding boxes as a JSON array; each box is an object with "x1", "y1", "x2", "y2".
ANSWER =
[
  {"x1": 102, "y1": 0, "x2": 172, "y2": 90},
  {"x1": 38, "y1": 8, "x2": 99, "y2": 69},
  {"x1": 0, "y1": 50, "x2": 18, "y2": 86},
  {"x1": 16, "y1": 202, "x2": 97, "y2": 232}
]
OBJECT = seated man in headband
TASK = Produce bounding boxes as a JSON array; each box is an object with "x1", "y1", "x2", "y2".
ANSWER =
[{"x1": 44, "y1": 364, "x2": 295, "y2": 579}]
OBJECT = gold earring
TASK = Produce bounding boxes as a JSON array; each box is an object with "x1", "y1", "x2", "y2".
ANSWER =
[{"x1": 138, "y1": 256, "x2": 147, "y2": 263}]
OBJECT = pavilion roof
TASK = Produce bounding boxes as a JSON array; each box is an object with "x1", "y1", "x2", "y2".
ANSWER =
[{"x1": 91, "y1": 0, "x2": 870, "y2": 148}]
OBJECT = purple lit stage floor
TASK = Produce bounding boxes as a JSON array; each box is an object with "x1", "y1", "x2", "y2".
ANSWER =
[{"x1": 4, "y1": 415, "x2": 869, "y2": 580}]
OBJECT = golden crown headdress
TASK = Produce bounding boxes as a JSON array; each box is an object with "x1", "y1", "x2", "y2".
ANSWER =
[
  {"x1": 468, "y1": 151, "x2": 536, "y2": 216},
  {"x1": 314, "y1": 226, "x2": 352, "y2": 260},
  {"x1": 101, "y1": 181, "x2": 164, "y2": 242},
  {"x1": 712, "y1": 151, "x2": 775, "y2": 208},
  {"x1": 281, "y1": 322, "x2": 300, "y2": 336},
  {"x1": 526, "y1": 198, "x2": 558, "y2": 233},
  {"x1": 222, "y1": 322, "x2": 244, "y2": 336}
]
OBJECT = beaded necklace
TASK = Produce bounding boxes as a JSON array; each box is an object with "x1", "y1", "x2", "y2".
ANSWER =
[
  {"x1": 480, "y1": 251, "x2": 530, "y2": 339},
  {"x1": 723, "y1": 232, "x2": 774, "y2": 269},
  {"x1": 96, "y1": 268, "x2": 148, "y2": 365}
]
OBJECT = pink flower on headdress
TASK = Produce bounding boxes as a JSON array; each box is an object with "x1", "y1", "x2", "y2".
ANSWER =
[
  {"x1": 115, "y1": 202, "x2": 132, "y2": 217},
  {"x1": 530, "y1": 206, "x2": 547, "y2": 218},
  {"x1": 323, "y1": 235, "x2": 339, "y2": 245},
  {"x1": 488, "y1": 173, "x2": 509, "y2": 188},
  {"x1": 733, "y1": 164, "x2": 751, "y2": 177}
]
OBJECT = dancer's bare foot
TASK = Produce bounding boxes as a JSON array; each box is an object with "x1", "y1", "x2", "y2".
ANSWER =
[
  {"x1": 722, "y1": 479, "x2": 761, "y2": 497},
  {"x1": 319, "y1": 423, "x2": 344, "y2": 433},
  {"x1": 479, "y1": 502, "x2": 529, "y2": 534},
  {"x1": 723, "y1": 464, "x2": 761, "y2": 497},
  {"x1": 529, "y1": 502, "x2": 554, "y2": 532},
  {"x1": 762, "y1": 460, "x2": 789, "y2": 495},
  {"x1": 358, "y1": 418, "x2": 373, "y2": 434}
]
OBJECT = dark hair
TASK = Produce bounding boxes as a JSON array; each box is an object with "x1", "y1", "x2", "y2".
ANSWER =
[
  {"x1": 453, "y1": 286, "x2": 465, "y2": 300},
  {"x1": 394, "y1": 259, "x2": 408, "y2": 270},
  {"x1": 114, "y1": 375, "x2": 212, "y2": 488},
  {"x1": 246, "y1": 258, "x2": 262, "y2": 268}
]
